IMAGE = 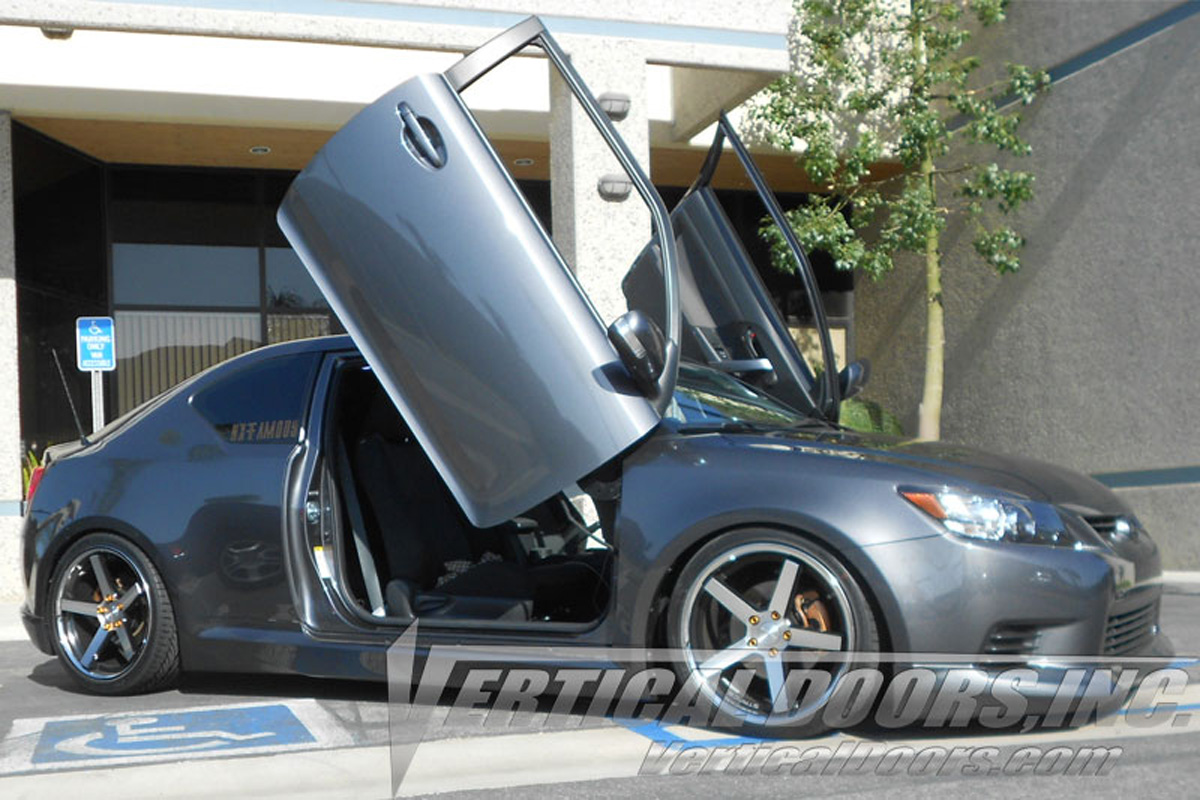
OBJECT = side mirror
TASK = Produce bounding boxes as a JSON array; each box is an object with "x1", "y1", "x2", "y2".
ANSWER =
[
  {"x1": 838, "y1": 358, "x2": 871, "y2": 401},
  {"x1": 608, "y1": 310, "x2": 666, "y2": 396}
]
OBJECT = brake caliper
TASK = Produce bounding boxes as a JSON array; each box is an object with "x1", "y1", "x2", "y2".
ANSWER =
[{"x1": 795, "y1": 590, "x2": 832, "y2": 632}]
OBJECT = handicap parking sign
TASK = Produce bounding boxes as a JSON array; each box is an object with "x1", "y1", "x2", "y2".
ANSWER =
[
  {"x1": 32, "y1": 704, "x2": 315, "y2": 764},
  {"x1": 76, "y1": 316, "x2": 116, "y2": 372}
]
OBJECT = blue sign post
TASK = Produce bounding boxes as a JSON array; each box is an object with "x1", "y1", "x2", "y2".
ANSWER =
[{"x1": 76, "y1": 317, "x2": 116, "y2": 432}]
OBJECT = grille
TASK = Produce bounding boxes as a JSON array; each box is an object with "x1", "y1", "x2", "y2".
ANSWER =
[
  {"x1": 1104, "y1": 599, "x2": 1158, "y2": 655},
  {"x1": 984, "y1": 623, "x2": 1042, "y2": 656},
  {"x1": 1085, "y1": 515, "x2": 1142, "y2": 544}
]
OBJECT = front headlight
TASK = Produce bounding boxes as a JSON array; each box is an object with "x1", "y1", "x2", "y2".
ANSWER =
[{"x1": 900, "y1": 488, "x2": 1077, "y2": 546}]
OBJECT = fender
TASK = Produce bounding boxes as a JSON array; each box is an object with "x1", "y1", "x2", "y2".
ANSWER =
[
  {"x1": 623, "y1": 507, "x2": 912, "y2": 655},
  {"x1": 29, "y1": 506, "x2": 163, "y2": 616}
]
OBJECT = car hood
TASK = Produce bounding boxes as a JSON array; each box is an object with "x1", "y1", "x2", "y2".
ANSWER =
[{"x1": 730, "y1": 425, "x2": 1129, "y2": 517}]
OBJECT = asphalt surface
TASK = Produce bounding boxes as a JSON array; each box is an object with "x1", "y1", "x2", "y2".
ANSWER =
[{"x1": 0, "y1": 580, "x2": 1197, "y2": 798}]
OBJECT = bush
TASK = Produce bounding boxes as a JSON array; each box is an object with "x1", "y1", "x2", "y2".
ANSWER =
[
  {"x1": 839, "y1": 397, "x2": 903, "y2": 436},
  {"x1": 21, "y1": 450, "x2": 42, "y2": 499}
]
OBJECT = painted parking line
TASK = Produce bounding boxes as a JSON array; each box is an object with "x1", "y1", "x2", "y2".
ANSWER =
[
  {"x1": 396, "y1": 708, "x2": 1200, "y2": 796},
  {"x1": 619, "y1": 718, "x2": 765, "y2": 748},
  {"x1": 0, "y1": 699, "x2": 354, "y2": 776},
  {"x1": 3, "y1": 685, "x2": 1200, "y2": 798},
  {"x1": 5, "y1": 707, "x2": 1199, "y2": 800},
  {"x1": 0, "y1": 744, "x2": 392, "y2": 800},
  {"x1": 396, "y1": 679, "x2": 1200, "y2": 795}
]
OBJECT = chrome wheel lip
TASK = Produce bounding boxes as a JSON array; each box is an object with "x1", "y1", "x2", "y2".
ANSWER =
[
  {"x1": 53, "y1": 544, "x2": 153, "y2": 682},
  {"x1": 677, "y1": 540, "x2": 856, "y2": 727}
]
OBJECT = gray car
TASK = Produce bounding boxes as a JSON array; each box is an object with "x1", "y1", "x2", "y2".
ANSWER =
[
  {"x1": 21, "y1": 18, "x2": 1166, "y2": 738},
  {"x1": 278, "y1": 16, "x2": 1169, "y2": 728}
]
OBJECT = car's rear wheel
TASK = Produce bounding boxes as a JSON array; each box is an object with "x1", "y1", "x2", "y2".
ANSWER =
[
  {"x1": 47, "y1": 533, "x2": 180, "y2": 694},
  {"x1": 667, "y1": 529, "x2": 880, "y2": 737}
]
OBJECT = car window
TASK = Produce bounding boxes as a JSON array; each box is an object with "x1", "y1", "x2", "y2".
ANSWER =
[
  {"x1": 667, "y1": 363, "x2": 809, "y2": 428},
  {"x1": 191, "y1": 353, "x2": 319, "y2": 444}
]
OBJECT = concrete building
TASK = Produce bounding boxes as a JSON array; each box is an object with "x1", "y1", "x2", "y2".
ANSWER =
[
  {"x1": 1, "y1": 0, "x2": 1196, "y2": 597},
  {"x1": 0, "y1": 0, "x2": 816, "y2": 598},
  {"x1": 856, "y1": 0, "x2": 1200, "y2": 568}
]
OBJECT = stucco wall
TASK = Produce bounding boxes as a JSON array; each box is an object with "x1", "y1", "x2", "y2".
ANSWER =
[
  {"x1": 855, "y1": 6, "x2": 1200, "y2": 564},
  {"x1": 0, "y1": 111, "x2": 23, "y2": 599}
]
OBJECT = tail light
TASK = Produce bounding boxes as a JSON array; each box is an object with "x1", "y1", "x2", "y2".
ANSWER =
[{"x1": 25, "y1": 465, "x2": 46, "y2": 505}]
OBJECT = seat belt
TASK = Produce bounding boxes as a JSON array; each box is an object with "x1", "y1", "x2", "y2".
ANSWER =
[{"x1": 334, "y1": 435, "x2": 387, "y2": 617}]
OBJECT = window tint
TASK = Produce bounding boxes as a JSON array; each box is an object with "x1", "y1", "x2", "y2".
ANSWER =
[
  {"x1": 116, "y1": 310, "x2": 261, "y2": 413},
  {"x1": 105, "y1": 169, "x2": 342, "y2": 418},
  {"x1": 265, "y1": 247, "x2": 328, "y2": 311},
  {"x1": 191, "y1": 353, "x2": 319, "y2": 444},
  {"x1": 113, "y1": 243, "x2": 260, "y2": 307}
]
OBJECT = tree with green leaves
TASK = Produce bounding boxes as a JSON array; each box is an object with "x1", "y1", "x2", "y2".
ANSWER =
[{"x1": 745, "y1": 0, "x2": 1048, "y2": 439}]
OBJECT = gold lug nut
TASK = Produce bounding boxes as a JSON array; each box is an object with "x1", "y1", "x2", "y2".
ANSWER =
[
  {"x1": 749, "y1": 615, "x2": 760, "y2": 626},
  {"x1": 97, "y1": 606, "x2": 108, "y2": 614},
  {"x1": 783, "y1": 630, "x2": 792, "y2": 641},
  {"x1": 748, "y1": 638, "x2": 758, "y2": 647},
  {"x1": 769, "y1": 648, "x2": 778, "y2": 657},
  {"x1": 771, "y1": 611, "x2": 781, "y2": 621}
]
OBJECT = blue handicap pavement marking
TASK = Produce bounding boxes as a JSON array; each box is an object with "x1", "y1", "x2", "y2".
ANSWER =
[
  {"x1": 618, "y1": 718, "x2": 765, "y2": 748},
  {"x1": 32, "y1": 704, "x2": 315, "y2": 764}
]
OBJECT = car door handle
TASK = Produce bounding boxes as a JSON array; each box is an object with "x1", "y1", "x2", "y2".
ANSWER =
[
  {"x1": 711, "y1": 358, "x2": 774, "y2": 375},
  {"x1": 397, "y1": 102, "x2": 445, "y2": 169}
]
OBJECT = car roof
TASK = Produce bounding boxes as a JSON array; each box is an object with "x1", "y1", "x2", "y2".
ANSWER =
[{"x1": 216, "y1": 334, "x2": 356, "y2": 366}]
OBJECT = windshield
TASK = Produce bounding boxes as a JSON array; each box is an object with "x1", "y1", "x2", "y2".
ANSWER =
[{"x1": 666, "y1": 362, "x2": 812, "y2": 429}]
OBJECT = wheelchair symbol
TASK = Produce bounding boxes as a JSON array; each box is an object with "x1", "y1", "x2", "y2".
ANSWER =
[{"x1": 54, "y1": 715, "x2": 273, "y2": 757}]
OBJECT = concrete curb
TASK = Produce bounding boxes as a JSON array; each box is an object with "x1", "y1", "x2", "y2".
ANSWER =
[
  {"x1": 0, "y1": 516, "x2": 24, "y2": 604},
  {"x1": 1, "y1": 602, "x2": 25, "y2": 643}
]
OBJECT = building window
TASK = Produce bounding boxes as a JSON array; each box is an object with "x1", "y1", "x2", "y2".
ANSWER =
[
  {"x1": 114, "y1": 310, "x2": 262, "y2": 412},
  {"x1": 12, "y1": 124, "x2": 107, "y2": 453},
  {"x1": 265, "y1": 247, "x2": 328, "y2": 311},
  {"x1": 107, "y1": 168, "x2": 342, "y2": 415},
  {"x1": 14, "y1": 119, "x2": 853, "y2": 448},
  {"x1": 113, "y1": 244, "x2": 261, "y2": 307}
]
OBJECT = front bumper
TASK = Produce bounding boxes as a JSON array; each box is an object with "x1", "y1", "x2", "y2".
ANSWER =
[
  {"x1": 874, "y1": 629, "x2": 1174, "y2": 732},
  {"x1": 865, "y1": 528, "x2": 1162, "y2": 657},
  {"x1": 865, "y1": 527, "x2": 1173, "y2": 725}
]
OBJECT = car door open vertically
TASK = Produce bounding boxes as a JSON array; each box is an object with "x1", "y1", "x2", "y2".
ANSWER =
[
  {"x1": 624, "y1": 114, "x2": 848, "y2": 421},
  {"x1": 278, "y1": 18, "x2": 680, "y2": 527}
]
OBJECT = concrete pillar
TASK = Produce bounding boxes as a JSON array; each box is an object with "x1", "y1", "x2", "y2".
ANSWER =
[
  {"x1": 549, "y1": 37, "x2": 650, "y2": 324},
  {"x1": 0, "y1": 112, "x2": 23, "y2": 599}
]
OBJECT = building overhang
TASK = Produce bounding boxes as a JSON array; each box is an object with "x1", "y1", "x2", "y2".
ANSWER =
[{"x1": 0, "y1": 2, "x2": 902, "y2": 191}]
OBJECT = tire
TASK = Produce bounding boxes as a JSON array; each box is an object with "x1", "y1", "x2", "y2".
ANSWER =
[
  {"x1": 46, "y1": 532, "x2": 181, "y2": 695},
  {"x1": 666, "y1": 528, "x2": 880, "y2": 738}
]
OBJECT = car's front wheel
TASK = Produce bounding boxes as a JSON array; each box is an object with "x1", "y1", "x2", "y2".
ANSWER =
[
  {"x1": 47, "y1": 533, "x2": 180, "y2": 694},
  {"x1": 667, "y1": 529, "x2": 880, "y2": 737}
]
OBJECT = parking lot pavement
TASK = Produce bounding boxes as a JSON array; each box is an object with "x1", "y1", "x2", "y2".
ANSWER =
[{"x1": 1, "y1": 580, "x2": 1199, "y2": 798}]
